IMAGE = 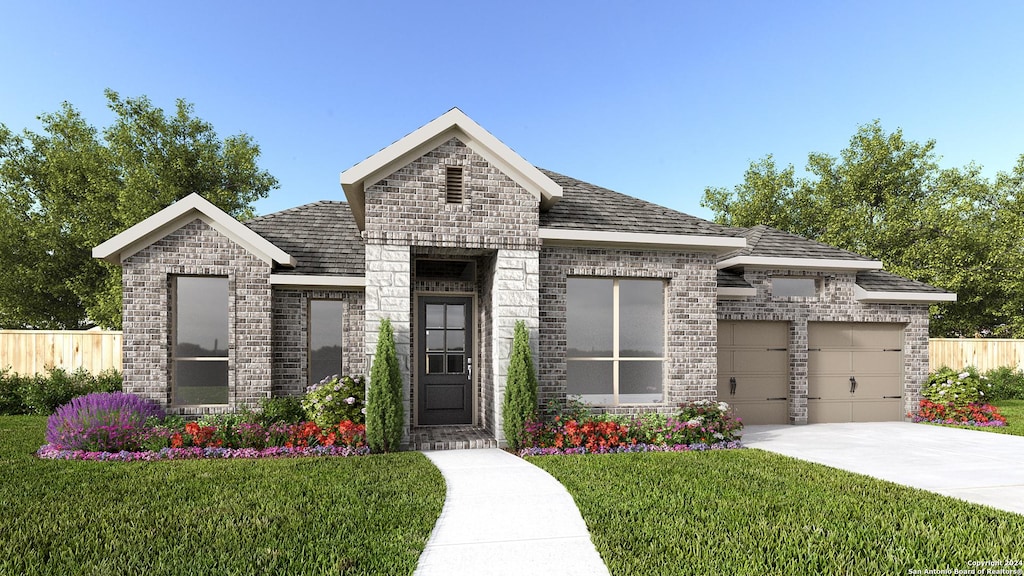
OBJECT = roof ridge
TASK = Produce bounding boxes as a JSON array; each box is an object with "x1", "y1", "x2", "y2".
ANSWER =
[{"x1": 246, "y1": 200, "x2": 349, "y2": 223}]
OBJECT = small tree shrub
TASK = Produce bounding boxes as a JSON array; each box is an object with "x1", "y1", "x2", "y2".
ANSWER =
[
  {"x1": 982, "y1": 366, "x2": 1024, "y2": 401},
  {"x1": 921, "y1": 366, "x2": 991, "y2": 407},
  {"x1": 502, "y1": 320, "x2": 538, "y2": 450},
  {"x1": 367, "y1": 318, "x2": 403, "y2": 453},
  {"x1": 256, "y1": 396, "x2": 306, "y2": 426},
  {"x1": 302, "y1": 375, "x2": 366, "y2": 427},
  {"x1": 46, "y1": 392, "x2": 165, "y2": 451}
]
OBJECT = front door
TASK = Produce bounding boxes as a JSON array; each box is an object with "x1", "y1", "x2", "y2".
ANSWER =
[{"x1": 417, "y1": 296, "x2": 473, "y2": 425}]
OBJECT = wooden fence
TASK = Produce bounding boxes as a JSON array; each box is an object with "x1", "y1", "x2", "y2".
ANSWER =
[
  {"x1": 1, "y1": 331, "x2": 1022, "y2": 376},
  {"x1": 929, "y1": 338, "x2": 1024, "y2": 372},
  {"x1": 0, "y1": 330, "x2": 122, "y2": 375}
]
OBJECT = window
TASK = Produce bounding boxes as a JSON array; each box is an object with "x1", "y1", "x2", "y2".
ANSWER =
[
  {"x1": 566, "y1": 278, "x2": 664, "y2": 404},
  {"x1": 173, "y1": 277, "x2": 228, "y2": 405},
  {"x1": 772, "y1": 277, "x2": 818, "y2": 298},
  {"x1": 309, "y1": 300, "x2": 344, "y2": 386},
  {"x1": 445, "y1": 166, "x2": 464, "y2": 203}
]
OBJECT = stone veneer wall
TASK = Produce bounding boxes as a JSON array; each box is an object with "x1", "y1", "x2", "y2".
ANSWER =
[
  {"x1": 271, "y1": 288, "x2": 365, "y2": 398},
  {"x1": 121, "y1": 219, "x2": 272, "y2": 415},
  {"x1": 364, "y1": 244, "x2": 412, "y2": 439},
  {"x1": 490, "y1": 249, "x2": 539, "y2": 442},
  {"x1": 716, "y1": 269, "x2": 931, "y2": 423},
  {"x1": 538, "y1": 246, "x2": 719, "y2": 417}
]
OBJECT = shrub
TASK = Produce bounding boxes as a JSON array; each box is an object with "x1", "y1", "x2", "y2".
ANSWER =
[
  {"x1": 982, "y1": 366, "x2": 1024, "y2": 401},
  {"x1": 502, "y1": 320, "x2": 538, "y2": 450},
  {"x1": 367, "y1": 318, "x2": 403, "y2": 453},
  {"x1": 256, "y1": 396, "x2": 306, "y2": 426},
  {"x1": 0, "y1": 369, "x2": 31, "y2": 415},
  {"x1": 676, "y1": 400, "x2": 744, "y2": 443},
  {"x1": 922, "y1": 367, "x2": 991, "y2": 408},
  {"x1": 910, "y1": 399, "x2": 1006, "y2": 427},
  {"x1": 45, "y1": 392, "x2": 165, "y2": 451},
  {"x1": 13, "y1": 367, "x2": 122, "y2": 415},
  {"x1": 302, "y1": 375, "x2": 366, "y2": 427}
]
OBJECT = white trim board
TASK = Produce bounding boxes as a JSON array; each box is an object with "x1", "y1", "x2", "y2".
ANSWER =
[
  {"x1": 717, "y1": 255, "x2": 883, "y2": 271},
  {"x1": 93, "y1": 193, "x2": 295, "y2": 268},
  {"x1": 269, "y1": 275, "x2": 366, "y2": 290},
  {"x1": 539, "y1": 228, "x2": 746, "y2": 254},
  {"x1": 854, "y1": 284, "x2": 957, "y2": 303},
  {"x1": 717, "y1": 287, "x2": 757, "y2": 299}
]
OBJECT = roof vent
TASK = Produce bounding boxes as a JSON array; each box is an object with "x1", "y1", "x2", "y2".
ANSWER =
[{"x1": 445, "y1": 166, "x2": 464, "y2": 204}]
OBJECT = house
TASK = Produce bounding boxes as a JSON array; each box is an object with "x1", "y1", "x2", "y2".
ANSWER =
[{"x1": 93, "y1": 108, "x2": 955, "y2": 446}]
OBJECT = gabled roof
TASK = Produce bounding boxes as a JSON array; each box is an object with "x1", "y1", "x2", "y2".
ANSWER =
[
  {"x1": 854, "y1": 270, "x2": 956, "y2": 303},
  {"x1": 93, "y1": 193, "x2": 295, "y2": 267},
  {"x1": 340, "y1": 108, "x2": 563, "y2": 230},
  {"x1": 718, "y1": 225, "x2": 883, "y2": 271},
  {"x1": 246, "y1": 201, "x2": 364, "y2": 276}
]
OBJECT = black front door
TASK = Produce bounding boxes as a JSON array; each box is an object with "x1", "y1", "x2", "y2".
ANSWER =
[{"x1": 417, "y1": 296, "x2": 473, "y2": 425}]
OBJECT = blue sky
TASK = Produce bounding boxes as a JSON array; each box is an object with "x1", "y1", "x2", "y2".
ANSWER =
[{"x1": 3, "y1": 1, "x2": 1022, "y2": 220}]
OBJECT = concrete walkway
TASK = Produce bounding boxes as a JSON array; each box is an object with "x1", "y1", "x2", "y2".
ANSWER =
[
  {"x1": 414, "y1": 449, "x2": 610, "y2": 576},
  {"x1": 743, "y1": 422, "x2": 1024, "y2": 515}
]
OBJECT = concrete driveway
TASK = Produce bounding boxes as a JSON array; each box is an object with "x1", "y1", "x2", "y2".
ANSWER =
[{"x1": 742, "y1": 422, "x2": 1024, "y2": 516}]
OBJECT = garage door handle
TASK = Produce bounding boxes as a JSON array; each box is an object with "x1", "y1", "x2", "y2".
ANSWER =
[
  {"x1": 808, "y1": 396, "x2": 821, "y2": 400},
  {"x1": 767, "y1": 397, "x2": 786, "y2": 401},
  {"x1": 882, "y1": 395, "x2": 902, "y2": 399},
  {"x1": 729, "y1": 377, "x2": 737, "y2": 395},
  {"x1": 850, "y1": 376, "x2": 857, "y2": 394}
]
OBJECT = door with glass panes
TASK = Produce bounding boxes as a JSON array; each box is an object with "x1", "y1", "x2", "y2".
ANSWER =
[{"x1": 417, "y1": 297, "x2": 473, "y2": 425}]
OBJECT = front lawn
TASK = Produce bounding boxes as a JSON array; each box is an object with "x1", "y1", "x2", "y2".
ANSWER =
[
  {"x1": 532, "y1": 450, "x2": 1024, "y2": 575},
  {"x1": 0, "y1": 416, "x2": 445, "y2": 576}
]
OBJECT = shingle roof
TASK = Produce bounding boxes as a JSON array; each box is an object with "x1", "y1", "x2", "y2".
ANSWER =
[
  {"x1": 724, "y1": 225, "x2": 874, "y2": 261},
  {"x1": 717, "y1": 270, "x2": 752, "y2": 289},
  {"x1": 538, "y1": 170, "x2": 740, "y2": 238},
  {"x1": 245, "y1": 201, "x2": 364, "y2": 276},
  {"x1": 855, "y1": 270, "x2": 951, "y2": 294}
]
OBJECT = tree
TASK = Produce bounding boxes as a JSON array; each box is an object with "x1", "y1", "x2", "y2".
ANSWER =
[
  {"x1": 502, "y1": 320, "x2": 538, "y2": 451},
  {"x1": 701, "y1": 121, "x2": 1024, "y2": 337},
  {"x1": 0, "y1": 90, "x2": 278, "y2": 329},
  {"x1": 366, "y1": 318, "x2": 404, "y2": 453}
]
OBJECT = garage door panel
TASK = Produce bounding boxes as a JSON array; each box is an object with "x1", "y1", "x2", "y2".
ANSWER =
[
  {"x1": 851, "y1": 375, "x2": 903, "y2": 398},
  {"x1": 808, "y1": 376, "x2": 858, "y2": 400},
  {"x1": 852, "y1": 400, "x2": 902, "y2": 422},
  {"x1": 729, "y1": 400, "x2": 788, "y2": 425},
  {"x1": 807, "y1": 323, "x2": 851, "y2": 348},
  {"x1": 732, "y1": 322, "x2": 788, "y2": 347},
  {"x1": 807, "y1": 351, "x2": 852, "y2": 375},
  {"x1": 850, "y1": 324, "x2": 903, "y2": 349},
  {"x1": 718, "y1": 375, "x2": 788, "y2": 400},
  {"x1": 851, "y1": 351, "x2": 902, "y2": 375},
  {"x1": 732, "y1": 350, "x2": 788, "y2": 374},
  {"x1": 807, "y1": 401, "x2": 851, "y2": 424}
]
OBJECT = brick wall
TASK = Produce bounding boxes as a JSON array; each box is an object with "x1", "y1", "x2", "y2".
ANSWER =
[
  {"x1": 716, "y1": 268, "x2": 931, "y2": 422},
  {"x1": 121, "y1": 219, "x2": 272, "y2": 415},
  {"x1": 538, "y1": 246, "x2": 718, "y2": 418},
  {"x1": 271, "y1": 288, "x2": 365, "y2": 398}
]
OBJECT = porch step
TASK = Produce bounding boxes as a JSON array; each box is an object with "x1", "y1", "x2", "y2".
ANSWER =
[{"x1": 407, "y1": 425, "x2": 499, "y2": 451}]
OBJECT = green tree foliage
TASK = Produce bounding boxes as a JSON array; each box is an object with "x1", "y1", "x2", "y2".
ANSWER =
[
  {"x1": 702, "y1": 120, "x2": 1024, "y2": 337},
  {"x1": 366, "y1": 318, "x2": 404, "y2": 453},
  {"x1": 0, "y1": 90, "x2": 278, "y2": 329},
  {"x1": 502, "y1": 320, "x2": 538, "y2": 450}
]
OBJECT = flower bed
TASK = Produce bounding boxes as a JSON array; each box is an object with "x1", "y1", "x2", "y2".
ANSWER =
[
  {"x1": 910, "y1": 399, "x2": 1007, "y2": 427},
  {"x1": 519, "y1": 399, "x2": 744, "y2": 456}
]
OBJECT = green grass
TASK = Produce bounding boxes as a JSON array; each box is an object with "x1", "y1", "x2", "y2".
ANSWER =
[
  {"x1": 531, "y1": 450, "x2": 1024, "y2": 575},
  {"x1": 0, "y1": 416, "x2": 445, "y2": 576}
]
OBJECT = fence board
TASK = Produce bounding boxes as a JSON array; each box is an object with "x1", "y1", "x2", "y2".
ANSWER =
[
  {"x1": 0, "y1": 330, "x2": 123, "y2": 375},
  {"x1": 929, "y1": 338, "x2": 1024, "y2": 372}
]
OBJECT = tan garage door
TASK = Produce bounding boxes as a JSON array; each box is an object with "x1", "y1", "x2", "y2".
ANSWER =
[
  {"x1": 807, "y1": 322, "x2": 904, "y2": 423},
  {"x1": 717, "y1": 321, "x2": 789, "y2": 425}
]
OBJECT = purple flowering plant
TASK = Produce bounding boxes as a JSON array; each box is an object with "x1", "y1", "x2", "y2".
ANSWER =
[{"x1": 46, "y1": 392, "x2": 165, "y2": 451}]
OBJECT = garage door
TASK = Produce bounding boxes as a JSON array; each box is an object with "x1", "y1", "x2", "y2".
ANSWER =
[
  {"x1": 807, "y1": 322, "x2": 904, "y2": 423},
  {"x1": 717, "y1": 321, "x2": 789, "y2": 425}
]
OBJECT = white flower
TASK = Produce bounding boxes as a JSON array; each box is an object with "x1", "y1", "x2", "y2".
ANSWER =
[
  {"x1": 325, "y1": 395, "x2": 333, "y2": 402},
  {"x1": 980, "y1": 391, "x2": 985, "y2": 396},
  {"x1": 938, "y1": 390, "x2": 946, "y2": 396},
  {"x1": 718, "y1": 402, "x2": 730, "y2": 412},
  {"x1": 334, "y1": 384, "x2": 342, "y2": 392},
  {"x1": 360, "y1": 407, "x2": 367, "y2": 414},
  {"x1": 713, "y1": 432, "x2": 725, "y2": 440},
  {"x1": 345, "y1": 396, "x2": 356, "y2": 405},
  {"x1": 958, "y1": 372, "x2": 970, "y2": 380}
]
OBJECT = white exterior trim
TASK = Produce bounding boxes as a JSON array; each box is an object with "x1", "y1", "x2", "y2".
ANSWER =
[
  {"x1": 539, "y1": 228, "x2": 746, "y2": 254},
  {"x1": 854, "y1": 284, "x2": 957, "y2": 303},
  {"x1": 269, "y1": 275, "x2": 366, "y2": 289},
  {"x1": 92, "y1": 193, "x2": 295, "y2": 267},
  {"x1": 717, "y1": 255, "x2": 884, "y2": 271},
  {"x1": 717, "y1": 287, "x2": 757, "y2": 299},
  {"x1": 340, "y1": 108, "x2": 563, "y2": 230}
]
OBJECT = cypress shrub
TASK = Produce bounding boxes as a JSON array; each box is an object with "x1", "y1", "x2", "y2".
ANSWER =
[
  {"x1": 367, "y1": 318, "x2": 404, "y2": 452},
  {"x1": 502, "y1": 320, "x2": 538, "y2": 450}
]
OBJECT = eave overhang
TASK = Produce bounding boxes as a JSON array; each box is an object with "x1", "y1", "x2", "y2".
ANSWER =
[
  {"x1": 853, "y1": 284, "x2": 957, "y2": 304},
  {"x1": 269, "y1": 275, "x2": 366, "y2": 290},
  {"x1": 539, "y1": 228, "x2": 746, "y2": 254},
  {"x1": 717, "y1": 256, "x2": 884, "y2": 272}
]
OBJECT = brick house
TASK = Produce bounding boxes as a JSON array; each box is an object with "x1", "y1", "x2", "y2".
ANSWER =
[{"x1": 93, "y1": 109, "x2": 954, "y2": 447}]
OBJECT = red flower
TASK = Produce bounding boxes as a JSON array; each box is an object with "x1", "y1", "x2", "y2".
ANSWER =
[{"x1": 170, "y1": 433, "x2": 183, "y2": 448}]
